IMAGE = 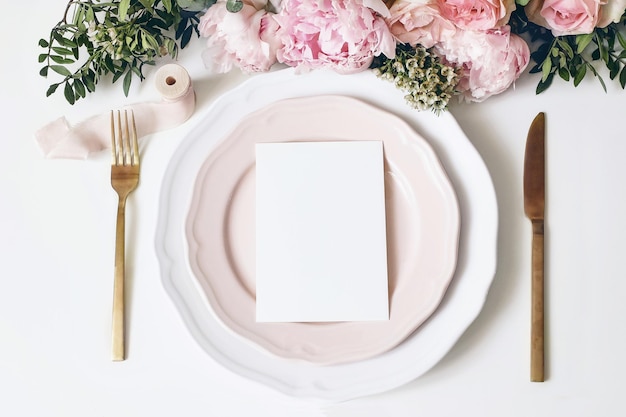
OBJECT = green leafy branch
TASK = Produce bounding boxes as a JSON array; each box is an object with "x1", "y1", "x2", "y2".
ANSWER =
[
  {"x1": 39, "y1": 0, "x2": 204, "y2": 104},
  {"x1": 511, "y1": 8, "x2": 626, "y2": 94}
]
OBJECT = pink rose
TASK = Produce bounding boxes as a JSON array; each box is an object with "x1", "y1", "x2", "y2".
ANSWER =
[
  {"x1": 437, "y1": 0, "x2": 516, "y2": 31},
  {"x1": 198, "y1": 0, "x2": 280, "y2": 73},
  {"x1": 435, "y1": 26, "x2": 530, "y2": 102},
  {"x1": 273, "y1": 0, "x2": 396, "y2": 74},
  {"x1": 597, "y1": 0, "x2": 626, "y2": 26},
  {"x1": 387, "y1": 0, "x2": 457, "y2": 48},
  {"x1": 525, "y1": 0, "x2": 602, "y2": 35}
]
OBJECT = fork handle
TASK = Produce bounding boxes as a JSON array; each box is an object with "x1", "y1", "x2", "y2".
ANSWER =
[
  {"x1": 530, "y1": 219, "x2": 544, "y2": 382},
  {"x1": 112, "y1": 196, "x2": 127, "y2": 361}
]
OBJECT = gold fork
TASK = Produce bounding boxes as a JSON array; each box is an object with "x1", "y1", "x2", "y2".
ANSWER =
[{"x1": 110, "y1": 110, "x2": 140, "y2": 361}]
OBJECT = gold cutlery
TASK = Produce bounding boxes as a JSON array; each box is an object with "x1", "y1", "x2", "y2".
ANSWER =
[
  {"x1": 523, "y1": 112, "x2": 546, "y2": 382},
  {"x1": 110, "y1": 110, "x2": 140, "y2": 361}
]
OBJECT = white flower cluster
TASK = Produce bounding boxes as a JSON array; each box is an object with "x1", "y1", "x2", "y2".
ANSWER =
[
  {"x1": 87, "y1": 23, "x2": 123, "y2": 60},
  {"x1": 373, "y1": 45, "x2": 459, "y2": 113}
]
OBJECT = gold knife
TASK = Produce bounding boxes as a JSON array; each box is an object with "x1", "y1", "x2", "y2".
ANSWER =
[{"x1": 523, "y1": 112, "x2": 546, "y2": 382}]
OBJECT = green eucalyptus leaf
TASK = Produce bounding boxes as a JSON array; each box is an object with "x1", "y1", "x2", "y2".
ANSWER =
[
  {"x1": 587, "y1": 64, "x2": 608, "y2": 92},
  {"x1": 64, "y1": 82, "x2": 76, "y2": 105},
  {"x1": 609, "y1": 60, "x2": 620, "y2": 80},
  {"x1": 574, "y1": 65, "x2": 586, "y2": 86},
  {"x1": 123, "y1": 70, "x2": 133, "y2": 96},
  {"x1": 49, "y1": 65, "x2": 72, "y2": 77},
  {"x1": 131, "y1": 65, "x2": 142, "y2": 77},
  {"x1": 38, "y1": 54, "x2": 47, "y2": 63},
  {"x1": 153, "y1": 17, "x2": 171, "y2": 30},
  {"x1": 141, "y1": 31, "x2": 160, "y2": 51},
  {"x1": 226, "y1": 0, "x2": 244, "y2": 12},
  {"x1": 52, "y1": 31, "x2": 65, "y2": 45},
  {"x1": 52, "y1": 46, "x2": 73, "y2": 56},
  {"x1": 73, "y1": 5, "x2": 85, "y2": 28},
  {"x1": 54, "y1": 35, "x2": 77, "y2": 48},
  {"x1": 39, "y1": 39, "x2": 49, "y2": 48},
  {"x1": 104, "y1": 56, "x2": 116, "y2": 73},
  {"x1": 617, "y1": 32, "x2": 626, "y2": 50},
  {"x1": 164, "y1": 38, "x2": 177, "y2": 56},
  {"x1": 74, "y1": 79, "x2": 86, "y2": 98},
  {"x1": 558, "y1": 67, "x2": 570, "y2": 81},
  {"x1": 576, "y1": 33, "x2": 593, "y2": 54},
  {"x1": 591, "y1": 48, "x2": 600, "y2": 60},
  {"x1": 531, "y1": 42, "x2": 551, "y2": 64},
  {"x1": 175, "y1": 18, "x2": 186, "y2": 39},
  {"x1": 119, "y1": 0, "x2": 131, "y2": 20},
  {"x1": 46, "y1": 83, "x2": 59, "y2": 97},
  {"x1": 558, "y1": 40, "x2": 574, "y2": 58},
  {"x1": 598, "y1": 75, "x2": 607, "y2": 92},
  {"x1": 83, "y1": 74, "x2": 96, "y2": 92},
  {"x1": 112, "y1": 69, "x2": 125, "y2": 83},
  {"x1": 40, "y1": 66, "x2": 49, "y2": 77},
  {"x1": 536, "y1": 73, "x2": 554, "y2": 94},
  {"x1": 181, "y1": 24, "x2": 193, "y2": 48},
  {"x1": 601, "y1": 46, "x2": 609, "y2": 63},
  {"x1": 50, "y1": 55, "x2": 75, "y2": 65},
  {"x1": 619, "y1": 67, "x2": 626, "y2": 88},
  {"x1": 596, "y1": 34, "x2": 609, "y2": 62},
  {"x1": 541, "y1": 58, "x2": 552, "y2": 81},
  {"x1": 607, "y1": 31, "x2": 616, "y2": 50},
  {"x1": 85, "y1": 5, "x2": 95, "y2": 21},
  {"x1": 139, "y1": 0, "x2": 155, "y2": 12}
]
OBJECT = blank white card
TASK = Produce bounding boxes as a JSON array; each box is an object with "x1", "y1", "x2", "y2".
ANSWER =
[{"x1": 255, "y1": 141, "x2": 389, "y2": 322}]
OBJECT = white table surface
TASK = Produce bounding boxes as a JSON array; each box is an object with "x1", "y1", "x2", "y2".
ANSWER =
[{"x1": 3, "y1": 1, "x2": 626, "y2": 416}]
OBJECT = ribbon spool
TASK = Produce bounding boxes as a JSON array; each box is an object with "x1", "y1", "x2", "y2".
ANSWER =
[{"x1": 35, "y1": 64, "x2": 196, "y2": 159}]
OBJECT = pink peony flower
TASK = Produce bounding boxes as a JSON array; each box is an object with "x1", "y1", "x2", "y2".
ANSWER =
[
  {"x1": 525, "y1": 0, "x2": 602, "y2": 36},
  {"x1": 437, "y1": 0, "x2": 516, "y2": 31},
  {"x1": 387, "y1": 0, "x2": 457, "y2": 49},
  {"x1": 272, "y1": 0, "x2": 396, "y2": 74},
  {"x1": 198, "y1": 0, "x2": 280, "y2": 73},
  {"x1": 435, "y1": 26, "x2": 530, "y2": 102}
]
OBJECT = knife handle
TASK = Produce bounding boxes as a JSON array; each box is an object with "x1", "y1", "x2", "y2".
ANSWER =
[{"x1": 531, "y1": 219, "x2": 545, "y2": 382}]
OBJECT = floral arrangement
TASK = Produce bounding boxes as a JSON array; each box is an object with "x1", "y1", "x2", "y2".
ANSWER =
[{"x1": 39, "y1": 0, "x2": 626, "y2": 112}]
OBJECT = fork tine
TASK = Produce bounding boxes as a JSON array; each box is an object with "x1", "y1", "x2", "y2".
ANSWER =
[
  {"x1": 117, "y1": 110, "x2": 124, "y2": 166},
  {"x1": 110, "y1": 110, "x2": 118, "y2": 165},
  {"x1": 122, "y1": 110, "x2": 131, "y2": 166},
  {"x1": 129, "y1": 111, "x2": 139, "y2": 166}
]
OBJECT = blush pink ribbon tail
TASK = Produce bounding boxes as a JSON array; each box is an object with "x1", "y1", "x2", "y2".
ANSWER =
[{"x1": 35, "y1": 64, "x2": 196, "y2": 159}]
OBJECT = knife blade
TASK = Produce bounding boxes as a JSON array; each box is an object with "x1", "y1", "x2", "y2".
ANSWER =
[{"x1": 523, "y1": 112, "x2": 545, "y2": 382}]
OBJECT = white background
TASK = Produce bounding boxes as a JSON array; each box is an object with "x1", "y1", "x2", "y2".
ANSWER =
[{"x1": 2, "y1": 1, "x2": 625, "y2": 415}]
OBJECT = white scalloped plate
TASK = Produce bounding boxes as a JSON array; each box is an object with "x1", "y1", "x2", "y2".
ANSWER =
[
  {"x1": 155, "y1": 68, "x2": 498, "y2": 403},
  {"x1": 185, "y1": 94, "x2": 460, "y2": 365}
]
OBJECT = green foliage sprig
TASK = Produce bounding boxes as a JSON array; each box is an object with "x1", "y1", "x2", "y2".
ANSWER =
[
  {"x1": 371, "y1": 44, "x2": 460, "y2": 114},
  {"x1": 39, "y1": 0, "x2": 205, "y2": 104},
  {"x1": 510, "y1": 7, "x2": 626, "y2": 94}
]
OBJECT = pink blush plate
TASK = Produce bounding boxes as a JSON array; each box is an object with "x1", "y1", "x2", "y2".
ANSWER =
[{"x1": 185, "y1": 95, "x2": 460, "y2": 365}]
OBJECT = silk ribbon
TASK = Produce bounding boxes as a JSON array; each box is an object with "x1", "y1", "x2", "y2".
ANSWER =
[{"x1": 35, "y1": 64, "x2": 196, "y2": 159}]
